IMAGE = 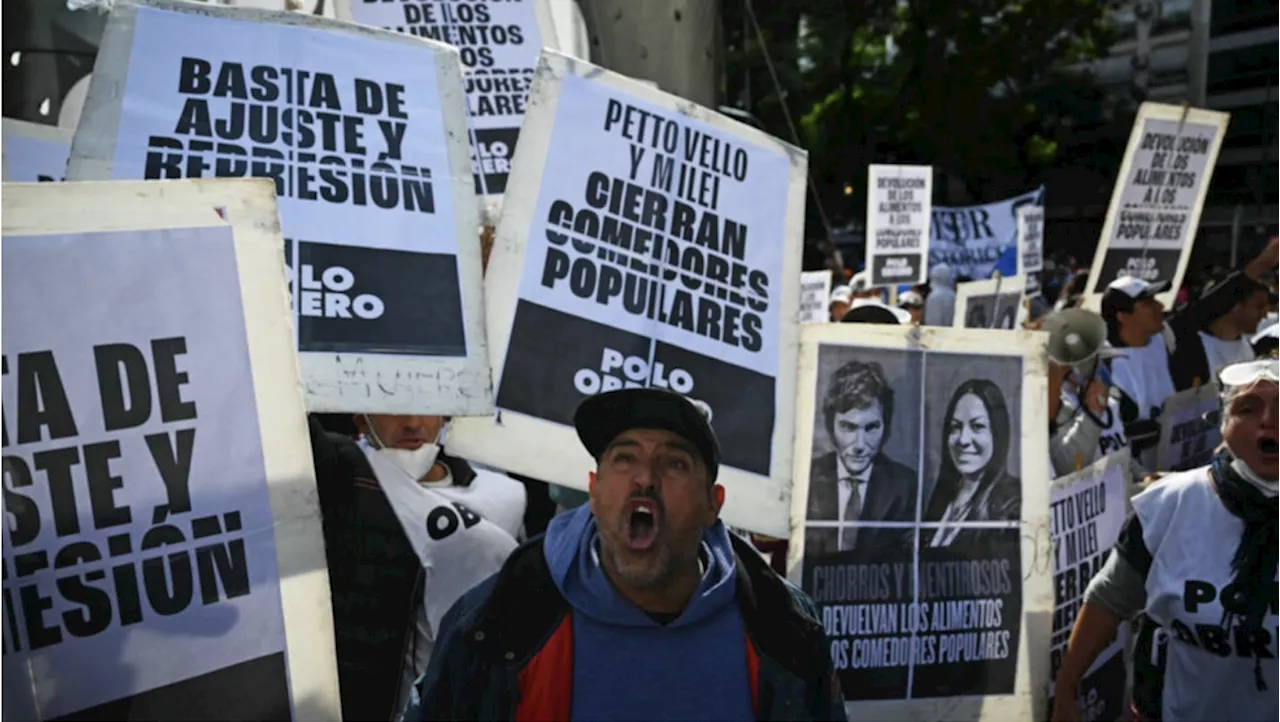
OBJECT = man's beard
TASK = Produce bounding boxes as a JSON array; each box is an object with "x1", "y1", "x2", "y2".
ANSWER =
[{"x1": 602, "y1": 536, "x2": 697, "y2": 591}]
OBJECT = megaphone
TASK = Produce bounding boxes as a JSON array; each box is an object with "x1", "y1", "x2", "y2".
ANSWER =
[{"x1": 1041, "y1": 308, "x2": 1120, "y2": 373}]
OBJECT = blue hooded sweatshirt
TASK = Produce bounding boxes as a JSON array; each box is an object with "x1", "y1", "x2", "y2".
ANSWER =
[{"x1": 544, "y1": 505, "x2": 755, "y2": 721}]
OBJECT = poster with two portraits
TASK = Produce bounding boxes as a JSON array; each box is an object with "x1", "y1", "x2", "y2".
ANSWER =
[{"x1": 789, "y1": 323, "x2": 1052, "y2": 720}]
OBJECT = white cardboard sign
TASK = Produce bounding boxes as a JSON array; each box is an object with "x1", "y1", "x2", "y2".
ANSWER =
[
  {"x1": 801, "y1": 271, "x2": 833, "y2": 324},
  {"x1": 1153, "y1": 383, "x2": 1223, "y2": 473},
  {"x1": 65, "y1": 0, "x2": 493, "y2": 416},
  {"x1": 335, "y1": 0, "x2": 558, "y2": 211},
  {"x1": 447, "y1": 50, "x2": 808, "y2": 538},
  {"x1": 789, "y1": 323, "x2": 1053, "y2": 720},
  {"x1": 1, "y1": 178, "x2": 339, "y2": 721},
  {"x1": 1083, "y1": 102, "x2": 1229, "y2": 309},
  {"x1": 954, "y1": 274, "x2": 1027, "y2": 330},
  {"x1": 1017, "y1": 205, "x2": 1044, "y2": 275},
  {"x1": 866, "y1": 164, "x2": 932, "y2": 287}
]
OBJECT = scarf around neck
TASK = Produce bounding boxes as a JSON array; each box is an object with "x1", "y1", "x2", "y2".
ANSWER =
[{"x1": 1209, "y1": 449, "x2": 1279, "y2": 691}]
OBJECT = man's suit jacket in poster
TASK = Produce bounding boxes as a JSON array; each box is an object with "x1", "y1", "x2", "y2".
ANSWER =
[{"x1": 805, "y1": 451, "x2": 917, "y2": 556}]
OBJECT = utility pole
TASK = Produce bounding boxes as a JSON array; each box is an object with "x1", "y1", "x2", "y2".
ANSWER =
[{"x1": 578, "y1": 0, "x2": 721, "y2": 107}]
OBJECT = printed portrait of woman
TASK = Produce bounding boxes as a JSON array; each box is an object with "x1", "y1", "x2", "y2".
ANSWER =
[{"x1": 924, "y1": 378, "x2": 1022, "y2": 546}]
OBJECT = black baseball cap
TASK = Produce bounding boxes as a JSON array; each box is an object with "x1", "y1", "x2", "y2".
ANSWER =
[{"x1": 573, "y1": 388, "x2": 721, "y2": 482}]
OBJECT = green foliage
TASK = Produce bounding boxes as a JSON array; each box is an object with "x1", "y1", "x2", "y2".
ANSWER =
[{"x1": 725, "y1": 0, "x2": 1120, "y2": 213}]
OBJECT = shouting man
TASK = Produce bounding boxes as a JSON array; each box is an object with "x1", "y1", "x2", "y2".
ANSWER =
[{"x1": 404, "y1": 388, "x2": 845, "y2": 721}]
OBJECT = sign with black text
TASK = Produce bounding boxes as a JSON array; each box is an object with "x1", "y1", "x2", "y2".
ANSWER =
[
  {"x1": 954, "y1": 275, "x2": 1026, "y2": 330},
  {"x1": 1, "y1": 179, "x2": 339, "y2": 721},
  {"x1": 1048, "y1": 450, "x2": 1131, "y2": 722},
  {"x1": 931, "y1": 188, "x2": 1042, "y2": 281},
  {"x1": 1083, "y1": 102, "x2": 1229, "y2": 308},
  {"x1": 1154, "y1": 383, "x2": 1222, "y2": 472},
  {"x1": 336, "y1": 0, "x2": 556, "y2": 200},
  {"x1": 1017, "y1": 205, "x2": 1043, "y2": 275},
  {"x1": 65, "y1": 0, "x2": 492, "y2": 416},
  {"x1": 790, "y1": 323, "x2": 1052, "y2": 720},
  {"x1": 1, "y1": 118, "x2": 71, "y2": 182},
  {"x1": 866, "y1": 164, "x2": 932, "y2": 287},
  {"x1": 448, "y1": 51, "x2": 806, "y2": 537},
  {"x1": 801, "y1": 271, "x2": 833, "y2": 324}
]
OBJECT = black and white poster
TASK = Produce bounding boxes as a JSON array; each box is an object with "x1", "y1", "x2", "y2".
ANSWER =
[
  {"x1": 1, "y1": 180, "x2": 339, "y2": 720},
  {"x1": 448, "y1": 51, "x2": 807, "y2": 537},
  {"x1": 1154, "y1": 384, "x2": 1223, "y2": 472},
  {"x1": 2, "y1": 119, "x2": 71, "y2": 182},
  {"x1": 792, "y1": 323, "x2": 1051, "y2": 718},
  {"x1": 801, "y1": 271, "x2": 833, "y2": 324},
  {"x1": 338, "y1": 0, "x2": 556, "y2": 199},
  {"x1": 1048, "y1": 450, "x2": 1131, "y2": 722},
  {"x1": 954, "y1": 275, "x2": 1027, "y2": 330},
  {"x1": 65, "y1": 0, "x2": 492, "y2": 416},
  {"x1": 1018, "y1": 205, "x2": 1043, "y2": 276},
  {"x1": 1084, "y1": 102, "x2": 1229, "y2": 308},
  {"x1": 866, "y1": 164, "x2": 932, "y2": 287}
]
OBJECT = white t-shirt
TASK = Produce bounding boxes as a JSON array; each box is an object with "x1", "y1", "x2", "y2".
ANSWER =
[
  {"x1": 1132, "y1": 467, "x2": 1278, "y2": 720},
  {"x1": 1198, "y1": 331, "x2": 1254, "y2": 382},
  {"x1": 1110, "y1": 333, "x2": 1177, "y2": 421}
]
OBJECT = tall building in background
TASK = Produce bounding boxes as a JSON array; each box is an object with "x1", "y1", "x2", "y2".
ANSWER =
[{"x1": 1053, "y1": 0, "x2": 1276, "y2": 265}]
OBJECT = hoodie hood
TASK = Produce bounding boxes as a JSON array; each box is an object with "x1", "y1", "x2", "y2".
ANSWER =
[
  {"x1": 544, "y1": 504, "x2": 738, "y2": 629},
  {"x1": 929, "y1": 262, "x2": 956, "y2": 289}
]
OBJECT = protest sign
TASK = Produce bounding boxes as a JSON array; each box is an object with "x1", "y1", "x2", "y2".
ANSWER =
[
  {"x1": 1, "y1": 178, "x2": 339, "y2": 721},
  {"x1": 1154, "y1": 383, "x2": 1222, "y2": 472},
  {"x1": 336, "y1": 0, "x2": 557, "y2": 205},
  {"x1": 2, "y1": 119, "x2": 71, "y2": 182},
  {"x1": 789, "y1": 323, "x2": 1052, "y2": 720},
  {"x1": 866, "y1": 164, "x2": 932, "y2": 287},
  {"x1": 1048, "y1": 449, "x2": 1131, "y2": 722},
  {"x1": 65, "y1": 0, "x2": 492, "y2": 416},
  {"x1": 447, "y1": 50, "x2": 807, "y2": 537},
  {"x1": 1083, "y1": 102, "x2": 1229, "y2": 309},
  {"x1": 1017, "y1": 205, "x2": 1044, "y2": 276},
  {"x1": 954, "y1": 274, "x2": 1027, "y2": 330},
  {"x1": 931, "y1": 188, "x2": 1042, "y2": 281},
  {"x1": 801, "y1": 271, "x2": 833, "y2": 324}
]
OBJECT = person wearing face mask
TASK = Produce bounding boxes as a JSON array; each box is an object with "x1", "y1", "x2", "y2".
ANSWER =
[
  {"x1": 307, "y1": 414, "x2": 524, "y2": 722},
  {"x1": 1051, "y1": 359, "x2": 1279, "y2": 722}
]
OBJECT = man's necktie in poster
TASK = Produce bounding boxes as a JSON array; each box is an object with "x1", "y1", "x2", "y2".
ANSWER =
[{"x1": 791, "y1": 323, "x2": 1053, "y2": 719}]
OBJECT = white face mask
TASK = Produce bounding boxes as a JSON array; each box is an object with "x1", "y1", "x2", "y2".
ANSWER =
[
  {"x1": 362, "y1": 414, "x2": 446, "y2": 482},
  {"x1": 1231, "y1": 458, "x2": 1278, "y2": 498},
  {"x1": 379, "y1": 443, "x2": 441, "y2": 483}
]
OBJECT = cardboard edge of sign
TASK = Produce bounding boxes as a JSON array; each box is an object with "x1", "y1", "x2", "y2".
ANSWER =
[
  {"x1": 785, "y1": 322, "x2": 1053, "y2": 720},
  {"x1": 65, "y1": 0, "x2": 498, "y2": 417},
  {"x1": 446, "y1": 48, "x2": 810, "y2": 539},
  {"x1": 864, "y1": 164, "x2": 934, "y2": 289},
  {"x1": 1081, "y1": 101, "x2": 1231, "y2": 311},
  {"x1": 952, "y1": 274, "x2": 1029, "y2": 329},
  {"x1": 1, "y1": 118, "x2": 73, "y2": 182},
  {"x1": 0, "y1": 177, "x2": 342, "y2": 720}
]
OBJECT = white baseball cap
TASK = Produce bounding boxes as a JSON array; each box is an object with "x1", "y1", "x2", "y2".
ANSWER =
[
  {"x1": 898, "y1": 290, "x2": 925, "y2": 308},
  {"x1": 828, "y1": 285, "x2": 853, "y2": 306},
  {"x1": 1105, "y1": 275, "x2": 1171, "y2": 300}
]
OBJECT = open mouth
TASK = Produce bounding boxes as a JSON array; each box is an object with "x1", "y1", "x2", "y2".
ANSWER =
[
  {"x1": 624, "y1": 499, "x2": 660, "y2": 551},
  {"x1": 1259, "y1": 437, "x2": 1279, "y2": 456}
]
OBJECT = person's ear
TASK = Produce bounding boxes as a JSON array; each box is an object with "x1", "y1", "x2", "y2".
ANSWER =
[{"x1": 706, "y1": 484, "x2": 725, "y2": 525}]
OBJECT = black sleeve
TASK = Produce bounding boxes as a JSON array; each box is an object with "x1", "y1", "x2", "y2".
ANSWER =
[
  {"x1": 1112, "y1": 513, "x2": 1153, "y2": 578},
  {"x1": 1170, "y1": 271, "x2": 1263, "y2": 336}
]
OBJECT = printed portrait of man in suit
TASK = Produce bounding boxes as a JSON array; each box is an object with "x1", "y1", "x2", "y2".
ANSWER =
[{"x1": 806, "y1": 359, "x2": 919, "y2": 555}]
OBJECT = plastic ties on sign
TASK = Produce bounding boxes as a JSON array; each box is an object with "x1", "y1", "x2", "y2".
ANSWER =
[{"x1": 66, "y1": 0, "x2": 114, "y2": 11}]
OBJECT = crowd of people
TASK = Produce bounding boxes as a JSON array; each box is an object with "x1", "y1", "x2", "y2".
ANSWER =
[{"x1": 304, "y1": 237, "x2": 1277, "y2": 722}]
